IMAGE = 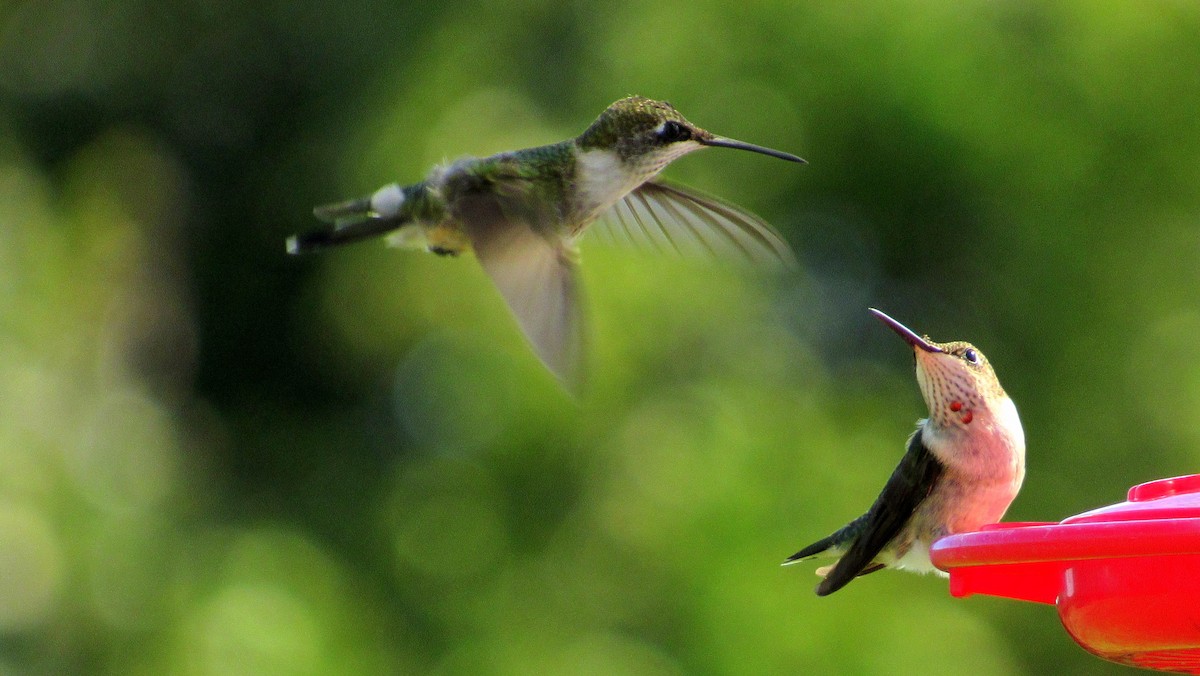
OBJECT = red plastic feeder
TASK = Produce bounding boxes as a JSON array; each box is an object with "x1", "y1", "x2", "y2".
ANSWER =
[{"x1": 930, "y1": 474, "x2": 1200, "y2": 673}]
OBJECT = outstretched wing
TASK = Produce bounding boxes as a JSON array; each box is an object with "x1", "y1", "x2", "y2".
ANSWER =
[
  {"x1": 815, "y1": 431, "x2": 945, "y2": 596},
  {"x1": 457, "y1": 186, "x2": 585, "y2": 391},
  {"x1": 591, "y1": 179, "x2": 796, "y2": 269}
]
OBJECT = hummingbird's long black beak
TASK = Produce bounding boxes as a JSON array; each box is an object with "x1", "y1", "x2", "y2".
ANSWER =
[
  {"x1": 869, "y1": 308, "x2": 942, "y2": 353},
  {"x1": 701, "y1": 136, "x2": 807, "y2": 163}
]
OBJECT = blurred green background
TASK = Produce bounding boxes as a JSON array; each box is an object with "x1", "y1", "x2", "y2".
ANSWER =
[{"x1": 1, "y1": 0, "x2": 1198, "y2": 673}]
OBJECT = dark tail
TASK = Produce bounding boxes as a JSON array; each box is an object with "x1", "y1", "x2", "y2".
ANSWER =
[
  {"x1": 287, "y1": 196, "x2": 402, "y2": 255},
  {"x1": 784, "y1": 515, "x2": 884, "y2": 596},
  {"x1": 287, "y1": 217, "x2": 405, "y2": 254},
  {"x1": 783, "y1": 534, "x2": 837, "y2": 564},
  {"x1": 785, "y1": 514, "x2": 868, "y2": 565}
]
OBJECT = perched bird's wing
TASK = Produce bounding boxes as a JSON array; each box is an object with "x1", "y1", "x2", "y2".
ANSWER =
[
  {"x1": 458, "y1": 189, "x2": 585, "y2": 390},
  {"x1": 591, "y1": 179, "x2": 796, "y2": 269},
  {"x1": 813, "y1": 432, "x2": 945, "y2": 596}
]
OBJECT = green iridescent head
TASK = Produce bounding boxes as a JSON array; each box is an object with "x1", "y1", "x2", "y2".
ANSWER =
[
  {"x1": 577, "y1": 97, "x2": 704, "y2": 160},
  {"x1": 576, "y1": 96, "x2": 805, "y2": 166}
]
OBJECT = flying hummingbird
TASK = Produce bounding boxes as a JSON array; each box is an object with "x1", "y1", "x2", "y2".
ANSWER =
[
  {"x1": 287, "y1": 96, "x2": 804, "y2": 388},
  {"x1": 785, "y1": 308, "x2": 1025, "y2": 596}
]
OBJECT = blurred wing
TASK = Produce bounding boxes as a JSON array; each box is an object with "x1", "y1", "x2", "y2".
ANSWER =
[
  {"x1": 816, "y1": 432, "x2": 945, "y2": 596},
  {"x1": 459, "y1": 192, "x2": 585, "y2": 390},
  {"x1": 592, "y1": 179, "x2": 796, "y2": 269}
]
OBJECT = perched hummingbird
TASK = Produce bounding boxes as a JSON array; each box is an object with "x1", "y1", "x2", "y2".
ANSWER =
[
  {"x1": 785, "y1": 308, "x2": 1025, "y2": 596},
  {"x1": 287, "y1": 96, "x2": 804, "y2": 387}
]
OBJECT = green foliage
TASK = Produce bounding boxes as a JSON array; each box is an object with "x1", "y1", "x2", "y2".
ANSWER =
[{"x1": 1, "y1": 0, "x2": 1196, "y2": 673}]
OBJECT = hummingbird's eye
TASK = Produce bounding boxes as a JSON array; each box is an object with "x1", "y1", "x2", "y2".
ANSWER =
[
  {"x1": 657, "y1": 120, "x2": 692, "y2": 143},
  {"x1": 963, "y1": 348, "x2": 981, "y2": 365}
]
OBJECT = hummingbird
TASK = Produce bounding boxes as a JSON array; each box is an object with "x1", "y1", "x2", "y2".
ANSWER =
[
  {"x1": 784, "y1": 308, "x2": 1025, "y2": 596},
  {"x1": 287, "y1": 96, "x2": 804, "y2": 388}
]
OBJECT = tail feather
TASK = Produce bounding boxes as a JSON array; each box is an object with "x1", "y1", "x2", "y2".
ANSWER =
[
  {"x1": 313, "y1": 196, "x2": 372, "y2": 223},
  {"x1": 287, "y1": 215, "x2": 404, "y2": 255},
  {"x1": 785, "y1": 514, "x2": 892, "y2": 596},
  {"x1": 288, "y1": 194, "x2": 403, "y2": 255},
  {"x1": 783, "y1": 534, "x2": 837, "y2": 565}
]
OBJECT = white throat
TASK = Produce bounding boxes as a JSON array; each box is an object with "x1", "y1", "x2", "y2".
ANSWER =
[{"x1": 574, "y1": 148, "x2": 644, "y2": 218}]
